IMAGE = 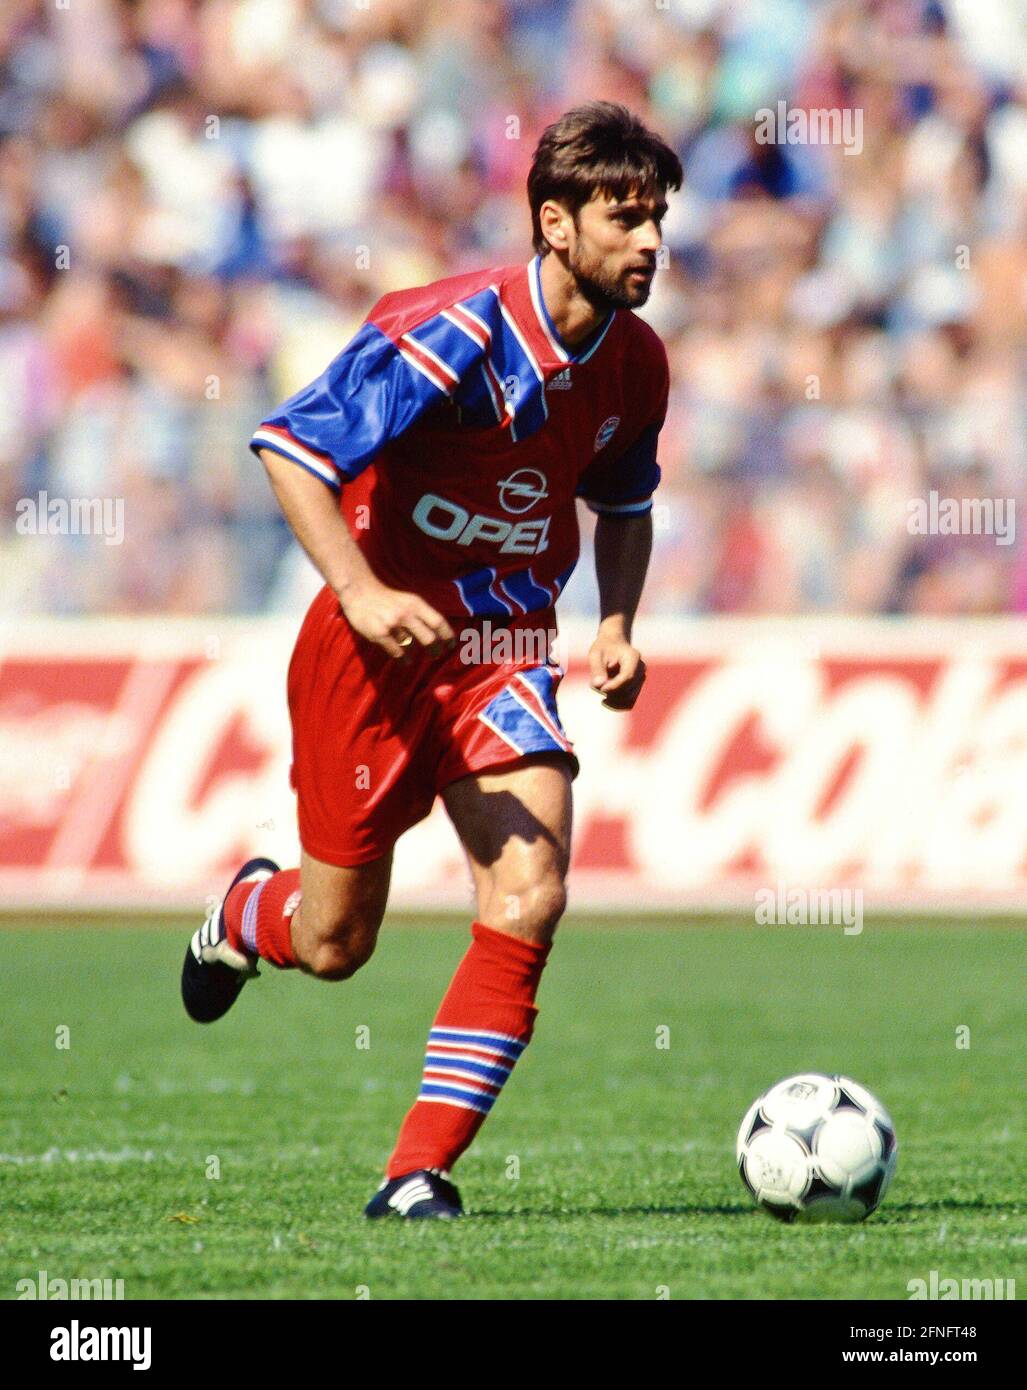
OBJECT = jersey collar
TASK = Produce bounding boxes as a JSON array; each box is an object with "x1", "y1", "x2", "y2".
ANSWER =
[{"x1": 527, "y1": 255, "x2": 616, "y2": 365}]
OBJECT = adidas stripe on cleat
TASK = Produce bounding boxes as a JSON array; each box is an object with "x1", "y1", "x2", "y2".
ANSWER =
[
  {"x1": 364, "y1": 1168, "x2": 464, "y2": 1220},
  {"x1": 180, "y1": 857, "x2": 279, "y2": 1024}
]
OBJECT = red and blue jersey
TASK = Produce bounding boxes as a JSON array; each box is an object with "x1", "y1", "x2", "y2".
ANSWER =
[{"x1": 251, "y1": 255, "x2": 669, "y2": 619}]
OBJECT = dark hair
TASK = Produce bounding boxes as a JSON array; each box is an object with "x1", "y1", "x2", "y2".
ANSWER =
[{"x1": 527, "y1": 102, "x2": 683, "y2": 255}]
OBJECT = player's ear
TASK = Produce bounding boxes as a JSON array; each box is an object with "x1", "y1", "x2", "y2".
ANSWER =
[{"x1": 541, "y1": 200, "x2": 570, "y2": 251}]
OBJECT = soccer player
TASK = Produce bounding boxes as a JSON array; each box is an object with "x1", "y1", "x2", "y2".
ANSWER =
[{"x1": 181, "y1": 101, "x2": 682, "y2": 1219}]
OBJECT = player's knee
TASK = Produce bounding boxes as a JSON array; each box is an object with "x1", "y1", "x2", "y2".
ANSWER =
[
  {"x1": 300, "y1": 904, "x2": 381, "y2": 981},
  {"x1": 493, "y1": 874, "x2": 567, "y2": 943},
  {"x1": 532, "y1": 877, "x2": 568, "y2": 938},
  {"x1": 307, "y1": 931, "x2": 376, "y2": 981}
]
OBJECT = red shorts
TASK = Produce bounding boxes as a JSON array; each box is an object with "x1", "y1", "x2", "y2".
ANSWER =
[{"x1": 287, "y1": 584, "x2": 578, "y2": 866}]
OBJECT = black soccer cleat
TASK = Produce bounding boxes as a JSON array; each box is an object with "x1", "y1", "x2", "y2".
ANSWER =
[
  {"x1": 180, "y1": 857, "x2": 279, "y2": 1023},
  {"x1": 364, "y1": 1168, "x2": 464, "y2": 1220}
]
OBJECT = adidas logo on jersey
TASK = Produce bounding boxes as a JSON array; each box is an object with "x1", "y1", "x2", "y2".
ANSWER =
[{"x1": 546, "y1": 368, "x2": 572, "y2": 391}]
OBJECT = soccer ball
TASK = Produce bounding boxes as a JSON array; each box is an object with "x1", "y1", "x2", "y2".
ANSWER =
[{"x1": 736, "y1": 1073, "x2": 897, "y2": 1223}]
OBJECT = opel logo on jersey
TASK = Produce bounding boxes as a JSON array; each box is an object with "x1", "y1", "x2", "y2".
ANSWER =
[
  {"x1": 594, "y1": 416, "x2": 620, "y2": 452},
  {"x1": 497, "y1": 468, "x2": 549, "y2": 515},
  {"x1": 413, "y1": 493, "x2": 550, "y2": 555}
]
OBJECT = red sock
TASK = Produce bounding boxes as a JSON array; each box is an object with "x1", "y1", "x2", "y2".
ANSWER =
[
  {"x1": 223, "y1": 869, "x2": 301, "y2": 969},
  {"x1": 386, "y1": 921, "x2": 551, "y2": 1178}
]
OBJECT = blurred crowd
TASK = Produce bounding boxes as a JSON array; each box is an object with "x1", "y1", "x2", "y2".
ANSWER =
[{"x1": 1, "y1": 0, "x2": 1025, "y2": 617}]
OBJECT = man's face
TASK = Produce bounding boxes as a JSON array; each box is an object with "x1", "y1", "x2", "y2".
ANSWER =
[{"x1": 564, "y1": 187, "x2": 667, "y2": 310}]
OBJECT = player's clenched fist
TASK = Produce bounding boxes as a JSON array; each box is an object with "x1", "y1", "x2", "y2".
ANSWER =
[
  {"x1": 588, "y1": 635, "x2": 647, "y2": 710},
  {"x1": 337, "y1": 580, "x2": 456, "y2": 661}
]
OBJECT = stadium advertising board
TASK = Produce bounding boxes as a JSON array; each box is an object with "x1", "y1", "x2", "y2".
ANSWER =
[{"x1": 2, "y1": 619, "x2": 1025, "y2": 910}]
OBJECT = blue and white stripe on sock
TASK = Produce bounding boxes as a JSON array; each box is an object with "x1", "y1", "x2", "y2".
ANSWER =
[{"x1": 418, "y1": 1026, "x2": 526, "y2": 1114}]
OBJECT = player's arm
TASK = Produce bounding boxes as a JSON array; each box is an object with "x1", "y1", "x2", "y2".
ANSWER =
[
  {"x1": 590, "y1": 510, "x2": 652, "y2": 711},
  {"x1": 258, "y1": 449, "x2": 454, "y2": 661},
  {"x1": 577, "y1": 398, "x2": 665, "y2": 711},
  {"x1": 251, "y1": 312, "x2": 476, "y2": 660}
]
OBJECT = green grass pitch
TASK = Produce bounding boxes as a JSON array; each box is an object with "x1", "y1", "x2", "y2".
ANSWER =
[{"x1": 0, "y1": 917, "x2": 1023, "y2": 1300}]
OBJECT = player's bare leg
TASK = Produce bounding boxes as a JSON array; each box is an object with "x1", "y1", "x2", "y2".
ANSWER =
[
  {"x1": 289, "y1": 850, "x2": 392, "y2": 980},
  {"x1": 366, "y1": 753, "x2": 572, "y2": 1219},
  {"x1": 181, "y1": 849, "x2": 391, "y2": 1022},
  {"x1": 443, "y1": 753, "x2": 572, "y2": 945}
]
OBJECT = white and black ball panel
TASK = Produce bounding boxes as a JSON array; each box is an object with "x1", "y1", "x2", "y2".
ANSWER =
[
  {"x1": 814, "y1": 1110, "x2": 883, "y2": 1188},
  {"x1": 834, "y1": 1074, "x2": 895, "y2": 1130},
  {"x1": 833, "y1": 1083, "x2": 868, "y2": 1115},
  {"x1": 864, "y1": 1124, "x2": 899, "y2": 1213},
  {"x1": 735, "y1": 1097, "x2": 770, "y2": 1160},
  {"x1": 760, "y1": 1073, "x2": 839, "y2": 1131},
  {"x1": 874, "y1": 1116, "x2": 898, "y2": 1164},
  {"x1": 848, "y1": 1164, "x2": 889, "y2": 1215},
  {"x1": 802, "y1": 1173, "x2": 843, "y2": 1205},
  {"x1": 742, "y1": 1129, "x2": 812, "y2": 1206},
  {"x1": 738, "y1": 1153, "x2": 758, "y2": 1198}
]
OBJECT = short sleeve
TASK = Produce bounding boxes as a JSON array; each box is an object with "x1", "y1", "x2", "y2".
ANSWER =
[
  {"x1": 250, "y1": 317, "x2": 473, "y2": 491},
  {"x1": 575, "y1": 423, "x2": 662, "y2": 515},
  {"x1": 576, "y1": 340, "x2": 669, "y2": 516}
]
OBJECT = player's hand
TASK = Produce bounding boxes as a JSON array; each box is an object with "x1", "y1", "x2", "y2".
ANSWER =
[
  {"x1": 337, "y1": 581, "x2": 456, "y2": 661},
  {"x1": 588, "y1": 633, "x2": 646, "y2": 710}
]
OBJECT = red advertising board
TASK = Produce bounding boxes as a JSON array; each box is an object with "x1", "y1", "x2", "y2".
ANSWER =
[{"x1": 2, "y1": 618, "x2": 1026, "y2": 910}]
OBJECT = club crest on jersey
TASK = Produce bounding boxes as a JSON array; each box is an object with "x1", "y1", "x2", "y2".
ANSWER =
[
  {"x1": 594, "y1": 416, "x2": 620, "y2": 452},
  {"x1": 497, "y1": 469, "x2": 548, "y2": 515}
]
